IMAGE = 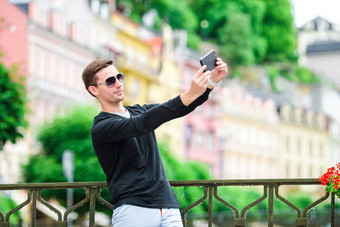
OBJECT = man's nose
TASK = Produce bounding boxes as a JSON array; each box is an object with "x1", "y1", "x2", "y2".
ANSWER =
[{"x1": 115, "y1": 79, "x2": 123, "y2": 87}]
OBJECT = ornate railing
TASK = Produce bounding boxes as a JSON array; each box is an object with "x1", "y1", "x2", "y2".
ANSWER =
[{"x1": 0, "y1": 179, "x2": 338, "y2": 227}]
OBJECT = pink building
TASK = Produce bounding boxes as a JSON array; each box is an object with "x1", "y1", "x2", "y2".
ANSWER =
[
  {"x1": 0, "y1": 0, "x2": 28, "y2": 76},
  {"x1": 180, "y1": 56, "x2": 223, "y2": 178},
  {"x1": 0, "y1": 0, "x2": 97, "y2": 186}
]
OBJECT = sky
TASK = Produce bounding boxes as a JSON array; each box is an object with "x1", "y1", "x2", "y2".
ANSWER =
[{"x1": 292, "y1": 0, "x2": 340, "y2": 27}]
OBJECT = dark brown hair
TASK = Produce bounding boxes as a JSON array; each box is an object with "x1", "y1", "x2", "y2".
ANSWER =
[{"x1": 82, "y1": 59, "x2": 114, "y2": 96}]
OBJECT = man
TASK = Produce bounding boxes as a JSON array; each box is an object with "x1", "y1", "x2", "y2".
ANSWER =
[{"x1": 82, "y1": 57, "x2": 227, "y2": 227}]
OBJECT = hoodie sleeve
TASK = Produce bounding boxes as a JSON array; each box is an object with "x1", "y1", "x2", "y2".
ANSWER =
[
  {"x1": 91, "y1": 95, "x2": 186, "y2": 143},
  {"x1": 175, "y1": 88, "x2": 212, "y2": 118}
]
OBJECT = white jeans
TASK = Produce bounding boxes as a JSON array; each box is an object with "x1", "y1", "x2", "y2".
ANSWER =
[{"x1": 112, "y1": 204, "x2": 183, "y2": 227}]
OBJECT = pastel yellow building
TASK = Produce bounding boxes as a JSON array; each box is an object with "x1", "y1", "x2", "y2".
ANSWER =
[
  {"x1": 110, "y1": 11, "x2": 159, "y2": 106},
  {"x1": 149, "y1": 24, "x2": 184, "y2": 158},
  {"x1": 111, "y1": 13, "x2": 184, "y2": 157},
  {"x1": 278, "y1": 104, "x2": 329, "y2": 178},
  {"x1": 220, "y1": 82, "x2": 280, "y2": 179}
]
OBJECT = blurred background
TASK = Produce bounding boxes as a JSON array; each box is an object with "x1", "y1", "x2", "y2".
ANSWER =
[{"x1": 1, "y1": 0, "x2": 340, "y2": 226}]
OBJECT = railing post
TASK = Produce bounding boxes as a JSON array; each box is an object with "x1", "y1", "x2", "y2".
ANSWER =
[
  {"x1": 296, "y1": 218, "x2": 308, "y2": 227},
  {"x1": 268, "y1": 185, "x2": 273, "y2": 227},
  {"x1": 57, "y1": 221, "x2": 68, "y2": 227},
  {"x1": 331, "y1": 192, "x2": 335, "y2": 227},
  {"x1": 89, "y1": 188, "x2": 96, "y2": 227},
  {"x1": 31, "y1": 190, "x2": 37, "y2": 227},
  {"x1": 208, "y1": 186, "x2": 213, "y2": 227},
  {"x1": 234, "y1": 218, "x2": 245, "y2": 227}
]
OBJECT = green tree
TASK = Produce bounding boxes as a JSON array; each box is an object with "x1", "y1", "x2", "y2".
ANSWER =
[
  {"x1": 118, "y1": 0, "x2": 299, "y2": 66},
  {"x1": 0, "y1": 63, "x2": 27, "y2": 150},
  {"x1": 219, "y1": 12, "x2": 255, "y2": 66},
  {"x1": 261, "y1": 0, "x2": 297, "y2": 62},
  {"x1": 117, "y1": 0, "x2": 201, "y2": 49},
  {"x1": 265, "y1": 63, "x2": 322, "y2": 91},
  {"x1": 0, "y1": 193, "x2": 21, "y2": 224},
  {"x1": 159, "y1": 141, "x2": 211, "y2": 213},
  {"x1": 21, "y1": 106, "x2": 110, "y2": 215}
]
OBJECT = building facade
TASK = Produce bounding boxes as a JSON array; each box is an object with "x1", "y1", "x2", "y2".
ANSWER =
[
  {"x1": 277, "y1": 104, "x2": 329, "y2": 178},
  {"x1": 0, "y1": 0, "x2": 29, "y2": 184},
  {"x1": 220, "y1": 81, "x2": 280, "y2": 179}
]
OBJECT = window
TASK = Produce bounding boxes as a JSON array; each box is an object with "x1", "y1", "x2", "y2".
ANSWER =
[
  {"x1": 196, "y1": 131, "x2": 203, "y2": 148},
  {"x1": 286, "y1": 136, "x2": 290, "y2": 153},
  {"x1": 297, "y1": 165, "x2": 301, "y2": 178},
  {"x1": 286, "y1": 163, "x2": 290, "y2": 178},
  {"x1": 139, "y1": 53, "x2": 148, "y2": 69},
  {"x1": 207, "y1": 132, "x2": 214, "y2": 150},
  {"x1": 313, "y1": 115, "x2": 318, "y2": 128},
  {"x1": 297, "y1": 137, "x2": 301, "y2": 155},
  {"x1": 309, "y1": 140, "x2": 313, "y2": 156},
  {"x1": 302, "y1": 111, "x2": 307, "y2": 125},
  {"x1": 132, "y1": 79, "x2": 140, "y2": 97},
  {"x1": 207, "y1": 104, "x2": 214, "y2": 118},
  {"x1": 100, "y1": 2, "x2": 109, "y2": 20},
  {"x1": 196, "y1": 106, "x2": 203, "y2": 115},
  {"x1": 90, "y1": 0, "x2": 100, "y2": 14},
  {"x1": 240, "y1": 126, "x2": 247, "y2": 144},
  {"x1": 309, "y1": 166, "x2": 314, "y2": 177},
  {"x1": 116, "y1": 41, "x2": 124, "y2": 53},
  {"x1": 290, "y1": 109, "x2": 295, "y2": 123},
  {"x1": 319, "y1": 143, "x2": 324, "y2": 157},
  {"x1": 127, "y1": 47, "x2": 136, "y2": 64},
  {"x1": 184, "y1": 70, "x2": 192, "y2": 89}
]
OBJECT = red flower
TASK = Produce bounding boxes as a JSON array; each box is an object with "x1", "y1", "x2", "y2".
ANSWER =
[{"x1": 319, "y1": 162, "x2": 340, "y2": 198}]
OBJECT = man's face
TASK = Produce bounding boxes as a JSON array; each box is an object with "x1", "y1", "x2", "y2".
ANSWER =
[{"x1": 90, "y1": 65, "x2": 124, "y2": 104}]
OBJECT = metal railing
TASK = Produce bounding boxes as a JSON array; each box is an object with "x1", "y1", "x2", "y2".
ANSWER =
[{"x1": 0, "y1": 179, "x2": 337, "y2": 227}]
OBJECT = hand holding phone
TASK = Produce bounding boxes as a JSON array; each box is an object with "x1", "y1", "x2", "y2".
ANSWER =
[{"x1": 199, "y1": 50, "x2": 217, "y2": 72}]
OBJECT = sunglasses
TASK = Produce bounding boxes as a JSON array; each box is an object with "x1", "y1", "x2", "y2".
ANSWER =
[{"x1": 91, "y1": 72, "x2": 124, "y2": 88}]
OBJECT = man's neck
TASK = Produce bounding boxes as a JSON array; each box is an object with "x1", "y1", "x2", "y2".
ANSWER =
[{"x1": 101, "y1": 102, "x2": 125, "y2": 113}]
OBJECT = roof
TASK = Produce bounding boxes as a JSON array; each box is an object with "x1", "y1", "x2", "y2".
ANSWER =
[
  {"x1": 306, "y1": 40, "x2": 340, "y2": 54},
  {"x1": 299, "y1": 16, "x2": 336, "y2": 31},
  {"x1": 245, "y1": 85, "x2": 292, "y2": 107}
]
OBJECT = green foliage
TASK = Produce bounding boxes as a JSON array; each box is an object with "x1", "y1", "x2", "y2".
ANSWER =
[
  {"x1": 296, "y1": 66, "x2": 322, "y2": 84},
  {"x1": 212, "y1": 186, "x2": 264, "y2": 212},
  {"x1": 118, "y1": 0, "x2": 306, "y2": 86},
  {"x1": 205, "y1": 0, "x2": 268, "y2": 66},
  {"x1": 21, "y1": 106, "x2": 109, "y2": 214},
  {"x1": 116, "y1": 0, "x2": 324, "y2": 89},
  {"x1": 160, "y1": 141, "x2": 320, "y2": 218},
  {"x1": 0, "y1": 193, "x2": 21, "y2": 224},
  {"x1": 159, "y1": 141, "x2": 211, "y2": 212},
  {"x1": 187, "y1": 33, "x2": 201, "y2": 51},
  {"x1": 219, "y1": 12, "x2": 255, "y2": 66},
  {"x1": 0, "y1": 63, "x2": 27, "y2": 150},
  {"x1": 261, "y1": 0, "x2": 297, "y2": 62},
  {"x1": 285, "y1": 191, "x2": 314, "y2": 209},
  {"x1": 118, "y1": 0, "x2": 324, "y2": 90},
  {"x1": 264, "y1": 63, "x2": 322, "y2": 91},
  {"x1": 118, "y1": 0, "x2": 199, "y2": 49}
]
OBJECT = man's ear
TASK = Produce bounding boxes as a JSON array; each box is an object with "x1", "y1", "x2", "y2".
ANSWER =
[{"x1": 88, "y1": 86, "x2": 98, "y2": 97}]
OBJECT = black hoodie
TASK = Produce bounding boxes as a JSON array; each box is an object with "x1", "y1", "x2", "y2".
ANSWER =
[{"x1": 91, "y1": 89, "x2": 212, "y2": 209}]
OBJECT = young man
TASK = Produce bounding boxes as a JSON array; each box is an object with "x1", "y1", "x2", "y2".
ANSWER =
[{"x1": 82, "y1": 58, "x2": 227, "y2": 227}]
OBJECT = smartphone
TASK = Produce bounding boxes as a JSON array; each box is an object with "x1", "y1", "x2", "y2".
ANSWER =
[{"x1": 199, "y1": 50, "x2": 217, "y2": 72}]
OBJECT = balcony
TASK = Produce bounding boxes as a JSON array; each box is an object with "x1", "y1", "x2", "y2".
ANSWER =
[{"x1": 0, "y1": 179, "x2": 338, "y2": 227}]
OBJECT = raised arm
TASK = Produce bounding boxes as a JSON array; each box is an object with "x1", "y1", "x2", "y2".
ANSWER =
[
  {"x1": 176, "y1": 57, "x2": 228, "y2": 117},
  {"x1": 180, "y1": 65, "x2": 210, "y2": 106}
]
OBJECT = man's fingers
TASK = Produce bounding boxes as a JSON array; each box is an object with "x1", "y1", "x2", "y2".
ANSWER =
[
  {"x1": 198, "y1": 65, "x2": 207, "y2": 75},
  {"x1": 199, "y1": 71, "x2": 211, "y2": 86}
]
